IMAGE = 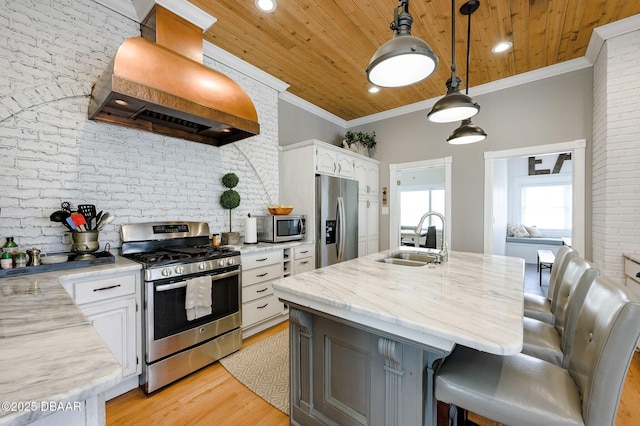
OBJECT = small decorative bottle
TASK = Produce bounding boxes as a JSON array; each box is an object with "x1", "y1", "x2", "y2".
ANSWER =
[{"x1": 2, "y1": 237, "x2": 19, "y2": 254}]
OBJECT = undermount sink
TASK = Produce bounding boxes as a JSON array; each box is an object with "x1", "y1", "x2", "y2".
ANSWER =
[{"x1": 376, "y1": 251, "x2": 441, "y2": 267}]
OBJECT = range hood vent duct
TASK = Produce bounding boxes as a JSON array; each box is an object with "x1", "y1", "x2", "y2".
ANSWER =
[{"x1": 88, "y1": 5, "x2": 259, "y2": 147}]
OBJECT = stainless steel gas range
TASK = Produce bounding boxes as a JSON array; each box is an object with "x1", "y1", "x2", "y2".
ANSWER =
[{"x1": 120, "y1": 221, "x2": 242, "y2": 394}]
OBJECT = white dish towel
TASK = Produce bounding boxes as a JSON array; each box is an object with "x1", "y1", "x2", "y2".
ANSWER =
[{"x1": 185, "y1": 276, "x2": 212, "y2": 321}]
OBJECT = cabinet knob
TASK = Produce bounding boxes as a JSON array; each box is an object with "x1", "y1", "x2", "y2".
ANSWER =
[{"x1": 636, "y1": 272, "x2": 640, "y2": 278}]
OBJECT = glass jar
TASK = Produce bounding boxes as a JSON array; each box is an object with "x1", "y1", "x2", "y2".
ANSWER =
[
  {"x1": 15, "y1": 252, "x2": 27, "y2": 268},
  {"x1": 1, "y1": 252, "x2": 13, "y2": 269}
]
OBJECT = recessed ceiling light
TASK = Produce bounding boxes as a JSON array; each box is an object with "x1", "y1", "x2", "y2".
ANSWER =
[
  {"x1": 492, "y1": 41, "x2": 513, "y2": 53},
  {"x1": 368, "y1": 86, "x2": 380, "y2": 94},
  {"x1": 255, "y1": 0, "x2": 277, "y2": 13}
]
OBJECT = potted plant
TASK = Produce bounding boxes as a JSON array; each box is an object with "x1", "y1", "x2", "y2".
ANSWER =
[
  {"x1": 342, "y1": 130, "x2": 376, "y2": 156},
  {"x1": 220, "y1": 172, "x2": 241, "y2": 245}
]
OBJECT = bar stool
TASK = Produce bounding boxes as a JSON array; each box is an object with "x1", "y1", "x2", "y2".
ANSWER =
[
  {"x1": 435, "y1": 276, "x2": 640, "y2": 426},
  {"x1": 523, "y1": 257, "x2": 599, "y2": 366},
  {"x1": 524, "y1": 246, "x2": 577, "y2": 324}
]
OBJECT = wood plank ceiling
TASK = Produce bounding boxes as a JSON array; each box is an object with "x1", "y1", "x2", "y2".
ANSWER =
[{"x1": 188, "y1": 0, "x2": 640, "y2": 121}]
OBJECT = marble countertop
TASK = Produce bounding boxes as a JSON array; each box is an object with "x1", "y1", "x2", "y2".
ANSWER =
[
  {"x1": 225, "y1": 239, "x2": 314, "y2": 254},
  {"x1": 273, "y1": 248, "x2": 524, "y2": 355},
  {"x1": 623, "y1": 252, "x2": 640, "y2": 264},
  {"x1": 0, "y1": 256, "x2": 141, "y2": 425}
]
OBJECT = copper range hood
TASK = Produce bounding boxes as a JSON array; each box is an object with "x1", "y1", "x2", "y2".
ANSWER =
[{"x1": 88, "y1": 5, "x2": 259, "y2": 147}]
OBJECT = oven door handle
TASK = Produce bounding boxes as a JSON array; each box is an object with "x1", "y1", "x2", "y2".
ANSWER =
[{"x1": 155, "y1": 270, "x2": 240, "y2": 292}]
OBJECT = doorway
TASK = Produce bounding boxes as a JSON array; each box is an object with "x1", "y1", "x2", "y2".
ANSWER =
[
  {"x1": 389, "y1": 157, "x2": 452, "y2": 249},
  {"x1": 483, "y1": 140, "x2": 586, "y2": 258}
]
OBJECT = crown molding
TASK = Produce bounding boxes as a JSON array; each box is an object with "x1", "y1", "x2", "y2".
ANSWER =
[
  {"x1": 585, "y1": 13, "x2": 640, "y2": 63},
  {"x1": 132, "y1": 0, "x2": 216, "y2": 30},
  {"x1": 348, "y1": 57, "x2": 591, "y2": 127},
  {"x1": 95, "y1": 0, "x2": 216, "y2": 30},
  {"x1": 203, "y1": 41, "x2": 289, "y2": 93},
  {"x1": 93, "y1": 0, "x2": 138, "y2": 20},
  {"x1": 278, "y1": 92, "x2": 347, "y2": 128}
]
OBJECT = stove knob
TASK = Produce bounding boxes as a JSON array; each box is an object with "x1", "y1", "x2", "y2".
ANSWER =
[
  {"x1": 198, "y1": 262, "x2": 207, "y2": 270},
  {"x1": 227, "y1": 258, "x2": 235, "y2": 266},
  {"x1": 174, "y1": 266, "x2": 185, "y2": 275},
  {"x1": 218, "y1": 259, "x2": 227, "y2": 267},
  {"x1": 161, "y1": 268, "x2": 172, "y2": 277}
]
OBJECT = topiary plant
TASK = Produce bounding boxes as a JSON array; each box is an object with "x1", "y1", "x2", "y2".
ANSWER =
[{"x1": 220, "y1": 173, "x2": 240, "y2": 232}]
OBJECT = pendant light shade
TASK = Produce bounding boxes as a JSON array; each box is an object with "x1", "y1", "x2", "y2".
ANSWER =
[
  {"x1": 427, "y1": 0, "x2": 481, "y2": 123},
  {"x1": 447, "y1": 118, "x2": 487, "y2": 144},
  {"x1": 427, "y1": 79, "x2": 480, "y2": 123},
  {"x1": 366, "y1": 0, "x2": 438, "y2": 88},
  {"x1": 444, "y1": 0, "x2": 486, "y2": 144}
]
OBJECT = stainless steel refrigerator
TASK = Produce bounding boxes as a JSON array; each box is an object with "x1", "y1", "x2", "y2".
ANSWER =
[{"x1": 316, "y1": 174, "x2": 359, "y2": 268}]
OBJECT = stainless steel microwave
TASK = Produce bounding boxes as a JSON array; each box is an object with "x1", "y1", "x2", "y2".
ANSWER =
[{"x1": 255, "y1": 215, "x2": 306, "y2": 243}]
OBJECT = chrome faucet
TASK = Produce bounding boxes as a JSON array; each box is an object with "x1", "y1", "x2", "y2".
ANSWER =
[{"x1": 414, "y1": 211, "x2": 448, "y2": 262}]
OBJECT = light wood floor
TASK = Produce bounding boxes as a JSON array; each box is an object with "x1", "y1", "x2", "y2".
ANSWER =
[
  {"x1": 106, "y1": 321, "x2": 289, "y2": 426},
  {"x1": 107, "y1": 322, "x2": 639, "y2": 425}
]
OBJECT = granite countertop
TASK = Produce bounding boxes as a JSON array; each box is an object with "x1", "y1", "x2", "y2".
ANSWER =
[
  {"x1": 273, "y1": 248, "x2": 525, "y2": 355},
  {"x1": 0, "y1": 256, "x2": 141, "y2": 425},
  {"x1": 225, "y1": 240, "x2": 314, "y2": 254}
]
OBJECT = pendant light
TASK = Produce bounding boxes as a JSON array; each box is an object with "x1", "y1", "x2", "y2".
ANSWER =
[
  {"x1": 448, "y1": 0, "x2": 487, "y2": 144},
  {"x1": 427, "y1": 0, "x2": 480, "y2": 123},
  {"x1": 366, "y1": 0, "x2": 438, "y2": 88}
]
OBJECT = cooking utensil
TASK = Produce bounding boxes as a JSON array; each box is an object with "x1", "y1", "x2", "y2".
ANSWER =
[
  {"x1": 97, "y1": 213, "x2": 114, "y2": 230},
  {"x1": 66, "y1": 216, "x2": 78, "y2": 230},
  {"x1": 71, "y1": 213, "x2": 87, "y2": 232},
  {"x1": 61, "y1": 201, "x2": 72, "y2": 213},
  {"x1": 50, "y1": 210, "x2": 73, "y2": 231},
  {"x1": 78, "y1": 205, "x2": 96, "y2": 229}
]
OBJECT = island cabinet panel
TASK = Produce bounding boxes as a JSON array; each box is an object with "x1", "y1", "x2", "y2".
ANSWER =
[{"x1": 289, "y1": 308, "x2": 423, "y2": 426}]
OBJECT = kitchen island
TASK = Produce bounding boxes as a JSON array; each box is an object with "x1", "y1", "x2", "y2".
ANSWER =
[
  {"x1": 0, "y1": 257, "x2": 141, "y2": 426},
  {"x1": 272, "y1": 248, "x2": 524, "y2": 426}
]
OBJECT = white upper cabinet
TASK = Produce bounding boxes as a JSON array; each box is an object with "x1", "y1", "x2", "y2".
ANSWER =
[{"x1": 315, "y1": 145, "x2": 355, "y2": 178}]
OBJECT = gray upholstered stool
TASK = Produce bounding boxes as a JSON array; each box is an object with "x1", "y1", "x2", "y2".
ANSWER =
[
  {"x1": 523, "y1": 258, "x2": 599, "y2": 366},
  {"x1": 435, "y1": 276, "x2": 640, "y2": 426},
  {"x1": 524, "y1": 246, "x2": 577, "y2": 324}
]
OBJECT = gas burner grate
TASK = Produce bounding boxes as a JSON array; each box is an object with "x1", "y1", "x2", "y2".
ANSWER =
[{"x1": 135, "y1": 251, "x2": 192, "y2": 264}]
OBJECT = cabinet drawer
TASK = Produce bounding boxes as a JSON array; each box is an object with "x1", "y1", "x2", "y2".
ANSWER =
[
  {"x1": 242, "y1": 250, "x2": 283, "y2": 269},
  {"x1": 294, "y1": 258, "x2": 314, "y2": 274},
  {"x1": 294, "y1": 245, "x2": 314, "y2": 260},
  {"x1": 242, "y1": 294, "x2": 283, "y2": 328},
  {"x1": 242, "y1": 263, "x2": 282, "y2": 286},
  {"x1": 243, "y1": 281, "x2": 274, "y2": 303},
  {"x1": 625, "y1": 259, "x2": 640, "y2": 284},
  {"x1": 74, "y1": 273, "x2": 136, "y2": 305}
]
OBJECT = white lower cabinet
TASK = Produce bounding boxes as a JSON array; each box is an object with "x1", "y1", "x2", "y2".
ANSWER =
[
  {"x1": 241, "y1": 243, "x2": 317, "y2": 338},
  {"x1": 241, "y1": 249, "x2": 286, "y2": 338},
  {"x1": 82, "y1": 298, "x2": 138, "y2": 379},
  {"x1": 293, "y1": 243, "x2": 315, "y2": 274},
  {"x1": 61, "y1": 269, "x2": 141, "y2": 399}
]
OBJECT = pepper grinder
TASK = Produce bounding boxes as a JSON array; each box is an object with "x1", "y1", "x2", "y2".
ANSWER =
[{"x1": 26, "y1": 248, "x2": 42, "y2": 266}]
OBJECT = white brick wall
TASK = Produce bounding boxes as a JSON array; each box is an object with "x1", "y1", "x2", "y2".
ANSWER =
[
  {"x1": 592, "y1": 29, "x2": 640, "y2": 282},
  {"x1": 0, "y1": 0, "x2": 279, "y2": 254}
]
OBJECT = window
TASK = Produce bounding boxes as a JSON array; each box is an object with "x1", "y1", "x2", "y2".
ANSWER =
[
  {"x1": 520, "y1": 182, "x2": 572, "y2": 230},
  {"x1": 400, "y1": 188, "x2": 445, "y2": 229}
]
